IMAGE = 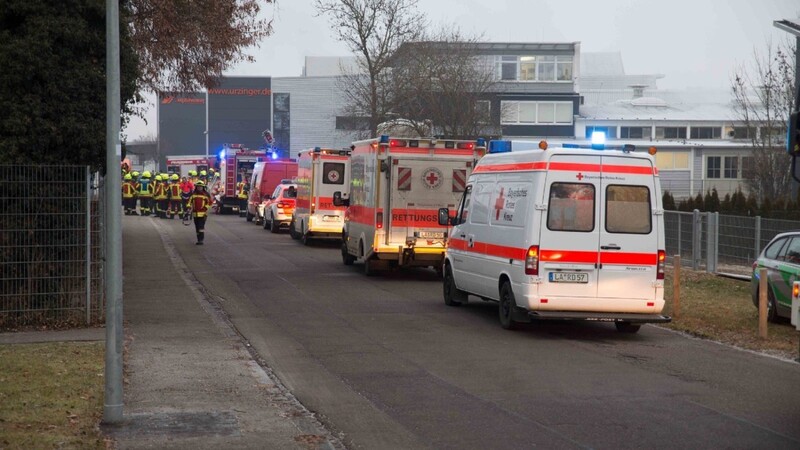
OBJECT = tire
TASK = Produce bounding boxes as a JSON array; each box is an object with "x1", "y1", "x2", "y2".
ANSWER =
[
  {"x1": 263, "y1": 215, "x2": 270, "y2": 230},
  {"x1": 767, "y1": 289, "x2": 779, "y2": 323},
  {"x1": 342, "y1": 241, "x2": 356, "y2": 265},
  {"x1": 498, "y1": 281, "x2": 518, "y2": 330},
  {"x1": 615, "y1": 322, "x2": 641, "y2": 333},
  {"x1": 443, "y1": 266, "x2": 466, "y2": 306},
  {"x1": 270, "y1": 213, "x2": 280, "y2": 233},
  {"x1": 246, "y1": 210, "x2": 253, "y2": 222},
  {"x1": 289, "y1": 219, "x2": 300, "y2": 240}
]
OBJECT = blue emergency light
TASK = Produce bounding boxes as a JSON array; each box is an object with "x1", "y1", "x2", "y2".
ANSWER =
[
  {"x1": 488, "y1": 140, "x2": 512, "y2": 153},
  {"x1": 476, "y1": 137, "x2": 487, "y2": 148},
  {"x1": 379, "y1": 135, "x2": 390, "y2": 144},
  {"x1": 590, "y1": 131, "x2": 606, "y2": 150},
  {"x1": 218, "y1": 148, "x2": 226, "y2": 160}
]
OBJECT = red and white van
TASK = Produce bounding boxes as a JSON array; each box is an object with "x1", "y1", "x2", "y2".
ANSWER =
[
  {"x1": 247, "y1": 159, "x2": 298, "y2": 224},
  {"x1": 438, "y1": 140, "x2": 671, "y2": 332},
  {"x1": 290, "y1": 147, "x2": 351, "y2": 244},
  {"x1": 336, "y1": 136, "x2": 485, "y2": 275}
]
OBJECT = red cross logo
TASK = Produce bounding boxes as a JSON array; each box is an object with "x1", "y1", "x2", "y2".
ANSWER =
[
  {"x1": 426, "y1": 172, "x2": 439, "y2": 185},
  {"x1": 422, "y1": 168, "x2": 443, "y2": 189},
  {"x1": 576, "y1": 173, "x2": 584, "y2": 180},
  {"x1": 494, "y1": 187, "x2": 505, "y2": 220}
]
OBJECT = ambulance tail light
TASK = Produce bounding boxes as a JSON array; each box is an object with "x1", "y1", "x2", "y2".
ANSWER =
[
  {"x1": 525, "y1": 245, "x2": 539, "y2": 275},
  {"x1": 657, "y1": 250, "x2": 666, "y2": 280},
  {"x1": 793, "y1": 282, "x2": 799, "y2": 299},
  {"x1": 376, "y1": 211, "x2": 383, "y2": 229},
  {"x1": 456, "y1": 142, "x2": 474, "y2": 150},
  {"x1": 390, "y1": 139, "x2": 407, "y2": 147}
]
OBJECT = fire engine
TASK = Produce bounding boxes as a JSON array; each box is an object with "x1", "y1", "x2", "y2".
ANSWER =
[
  {"x1": 216, "y1": 144, "x2": 268, "y2": 214},
  {"x1": 290, "y1": 147, "x2": 351, "y2": 244},
  {"x1": 335, "y1": 136, "x2": 486, "y2": 275},
  {"x1": 166, "y1": 155, "x2": 215, "y2": 178}
]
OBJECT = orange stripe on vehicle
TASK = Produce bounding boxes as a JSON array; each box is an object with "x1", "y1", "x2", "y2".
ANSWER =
[
  {"x1": 547, "y1": 162, "x2": 653, "y2": 175},
  {"x1": 473, "y1": 162, "x2": 547, "y2": 173},
  {"x1": 600, "y1": 252, "x2": 657, "y2": 265},
  {"x1": 541, "y1": 250, "x2": 598, "y2": 264}
]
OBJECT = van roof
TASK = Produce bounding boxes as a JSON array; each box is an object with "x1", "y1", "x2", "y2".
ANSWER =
[{"x1": 473, "y1": 148, "x2": 657, "y2": 175}]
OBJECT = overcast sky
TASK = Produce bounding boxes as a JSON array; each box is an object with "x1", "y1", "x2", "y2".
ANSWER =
[{"x1": 126, "y1": 0, "x2": 799, "y2": 140}]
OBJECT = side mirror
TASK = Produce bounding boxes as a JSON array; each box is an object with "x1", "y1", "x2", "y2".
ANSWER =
[
  {"x1": 333, "y1": 191, "x2": 350, "y2": 207},
  {"x1": 438, "y1": 208, "x2": 451, "y2": 226}
]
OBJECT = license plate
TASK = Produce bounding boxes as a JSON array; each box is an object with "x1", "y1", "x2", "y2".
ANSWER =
[
  {"x1": 549, "y1": 272, "x2": 588, "y2": 283},
  {"x1": 418, "y1": 231, "x2": 445, "y2": 239},
  {"x1": 322, "y1": 215, "x2": 340, "y2": 222}
]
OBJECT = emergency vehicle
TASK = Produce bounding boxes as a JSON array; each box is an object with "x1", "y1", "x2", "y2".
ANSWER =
[
  {"x1": 290, "y1": 147, "x2": 352, "y2": 244},
  {"x1": 166, "y1": 156, "x2": 214, "y2": 178},
  {"x1": 246, "y1": 159, "x2": 298, "y2": 223},
  {"x1": 336, "y1": 136, "x2": 485, "y2": 275},
  {"x1": 438, "y1": 138, "x2": 671, "y2": 333},
  {"x1": 216, "y1": 144, "x2": 267, "y2": 214}
]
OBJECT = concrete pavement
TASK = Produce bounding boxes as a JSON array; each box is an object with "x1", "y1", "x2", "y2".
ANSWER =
[{"x1": 103, "y1": 215, "x2": 342, "y2": 449}]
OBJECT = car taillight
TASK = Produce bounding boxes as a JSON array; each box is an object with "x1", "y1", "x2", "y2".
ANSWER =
[
  {"x1": 277, "y1": 202, "x2": 286, "y2": 208},
  {"x1": 376, "y1": 211, "x2": 383, "y2": 229},
  {"x1": 525, "y1": 245, "x2": 539, "y2": 275},
  {"x1": 657, "y1": 250, "x2": 666, "y2": 280}
]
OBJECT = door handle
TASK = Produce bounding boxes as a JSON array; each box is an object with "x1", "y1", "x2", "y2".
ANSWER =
[
  {"x1": 459, "y1": 234, "x2": 466, "y2": 238},
  {"x1": 601, "y1": 245, "x2": 621, "y2": 250}
]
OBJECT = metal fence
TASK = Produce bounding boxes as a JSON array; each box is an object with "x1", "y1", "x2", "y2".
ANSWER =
[
  {"x1": 0, "y1": 165, "x2": 105, "y2": 329},
  {"x1": 664, "y1": 210, "x2": 799, "y2": 277}
]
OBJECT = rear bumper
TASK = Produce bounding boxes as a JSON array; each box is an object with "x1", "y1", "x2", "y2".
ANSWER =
[
  {"x1": 527, "y1": 311, "x2": 671, "y2": 323},
  {"x1": 374, "y1": 246, "x2": 445, "y2": 266}
]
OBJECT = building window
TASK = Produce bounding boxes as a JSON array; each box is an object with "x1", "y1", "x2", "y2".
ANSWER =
[
  {"x1": 501, "y1": 101, "x2": 573, "y2": 125},
  {"x1": 519, "y1": 56, "x2": 536, "y2": 81},
  {"x1": 499, "y1": 56, "x2": 517, "y2": 80},
  {"x1": 585, "y1": 126, "x2": 617, "y2": 139},
  {"x1": 707, "y1": 156, "x2": 721, "y2": 179},
  {"x1": 556, "y1": 56, "x2": 573, "y2": 81},
  {"x1": 655, "y1": 151, "x2": 689, "y2": 170},
  {"x1": 537, "y1": 56, "x2": 555, "y2": 81},
  {"x1": 723, "y1": 156, "x2": 738, "y2": 178},
  {"x1": 655, "y1": 127, "x2": 687, "y2": 139},
  {"x1": 707, "y1": 156, "x2": 740, "y2": 179},
  {"x1": 731, "y1": 126, "x2": 754, "y2": 139},
  {"x1": 620, "y1": 126, "x2": 651, "y2": 139},
  {"x1": 495, "y1": 55, "x2": 572, "y2": 82},
  {"x1": 690, "y1": 127, "x2": 721, "y2": 139}
]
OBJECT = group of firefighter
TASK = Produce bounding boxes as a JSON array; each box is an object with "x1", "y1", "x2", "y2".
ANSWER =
[{"x1": 121, "y1": 169, "x2": 214, "y2": 218}]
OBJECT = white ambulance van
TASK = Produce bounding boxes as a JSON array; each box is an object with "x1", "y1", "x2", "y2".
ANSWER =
[
  {"x1": 335, "y1": 136, "x2": 485, "y2": 275},
  {"x1": 290, "y1": 147, "x2": 351, "y2": 245},
  {"x1": 438, "y1": 139, "x2": 671, "y2": 333}
]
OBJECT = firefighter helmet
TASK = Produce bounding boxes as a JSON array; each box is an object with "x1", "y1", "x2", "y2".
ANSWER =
[
  {"x1": 171, "y1": 174, "x2": 179, "y2": 181},
  {"x1": 195, "y1": 180, "x2": 206, "y2": 187},
  {"x1": 199, "y1": 170, "x2": 207, "y2": 177},
  {"x1": 132, "y1": 171, "x2": 140, "y2": 178},
  {"x1": 142, "y1": 171, "x2": 151, "y2": 178},
  {"x1": 124, "y1": 174, "x2": 132, "y2": 180},
  {"x1": 188, "y1": 170, "x2": 197, "y2": 177}
]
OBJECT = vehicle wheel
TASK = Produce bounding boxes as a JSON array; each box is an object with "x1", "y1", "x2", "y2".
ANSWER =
[
  {"x1": 342, "y1": 242, "x2": 356, "y2": 265},
  {"x1": 767, "y1": 289, "x2": 779, "y2": 323},
  {"x1": 270, "y1": 213, "x2": 280, "y2": 233},
  {"x1": 443, "y1": 266, "x2": 466, "y2": 307},
  {"x1": 289, "y1": 219, "x2": 299, "y2": 240},
  {"x1": 498, "y1": 281, "x2": 518, "y2": 330},
  {"x1": 615, "y1": 322, "x2": 641, "y2": 333},
  {"x1": 262, "y1": 215, "x2": 270, "y2": 229},
  {"x1": 301, "y1": 229, "x2": 311, "y2": 246},
  {"x1": 246, "y1": 210, "x2": 253, "y2": 222},
  {"x1": 434, "y1": 265, "x2": 444, "y2": 278}
]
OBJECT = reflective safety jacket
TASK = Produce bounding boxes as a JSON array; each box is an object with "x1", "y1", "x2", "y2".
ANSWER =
[
  {"x1": 122, "y1": 181, "x2": 136, "y2": 199},
  {"x1": 137, "y1": 179, "x2": 153, "y2": 197},
  {"x1": 153, "y1": 182, "x2": 167, "y2": 200},
  {"x1": 236, "y1": 182, "x2": 248, "y2": 199},
  {"x1": 180, "y1": 180, "x2": 194, "y2": 194},
  {"x1": 187, "y1": 192, "x2": 213, "y2": 217},
  {"x1": 168, "y1": 182, "x2": 181, "y2": 199}
]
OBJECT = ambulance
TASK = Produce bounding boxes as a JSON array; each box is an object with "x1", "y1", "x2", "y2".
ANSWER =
[
  {"x1": 438, "y1": 139, "x2": 671, "y2": 333},
  {"x1": 290, "y1": 147, "x2": 351, "y2": 244},
  {"x1": 335, "y1": 136, "x2": 485, "y2": 275}
]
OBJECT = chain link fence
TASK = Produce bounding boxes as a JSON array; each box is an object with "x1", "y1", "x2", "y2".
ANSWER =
[
  {"x1": 664, "y1": 210, "x2": 799, "y2": 278},
  {"x1": 0, "y1": 165, "x2": 105, "y2": 329}
]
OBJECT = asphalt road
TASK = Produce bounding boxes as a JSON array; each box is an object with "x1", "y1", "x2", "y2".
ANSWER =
[{"x1": 157, "y1": 214, "x2": 800, "y2": 449}]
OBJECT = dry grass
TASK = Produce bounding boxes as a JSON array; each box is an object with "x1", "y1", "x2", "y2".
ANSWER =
[
  {"x1": 0, "y1": 342, "x2": 107, "y2": 449},
  {"x1": 662, "y1": 269, "x2": 799, "y2": 361}
]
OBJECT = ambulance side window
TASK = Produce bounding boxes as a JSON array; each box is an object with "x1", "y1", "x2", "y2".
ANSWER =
[
  {"x1": 457, "y1": 186, "x2": 472, "y2": 225},
  {"x1": 605, "y1": 185, "x2": 651, "y2": 234},
  {"x1": 547, "y1": 183, "x2": 595, "y2": 232}
]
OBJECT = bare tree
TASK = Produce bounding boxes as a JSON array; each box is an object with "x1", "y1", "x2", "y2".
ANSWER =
[
  {"x1": 314, "y1": 0, "x2": 426, "y2": 137},
  {"x1": 731, "y1": 38, "x2": 796, "y2": 202},
  {"x1": 389, "y1": 29, "x2": 500, "y2": 139},
  {"x1": 129, "y1": 0, "x2": 274, "y2": 92}
]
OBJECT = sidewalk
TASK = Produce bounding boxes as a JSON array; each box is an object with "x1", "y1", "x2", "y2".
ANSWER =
[{"x1": 105, "y1": 216, "x2": 341, "y2": 449}]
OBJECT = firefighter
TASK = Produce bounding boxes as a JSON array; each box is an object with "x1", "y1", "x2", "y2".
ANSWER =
[
  {"x1": 186, "y1": 181, "x2": 213, "y2": 245},
  {"x1": 122, "y1": 173, "x2": 137, "y2": 215},
  {"x1": 199, "y1": 169, "x2": 208, "y2": 184},
  {"x1": 153, "y1": 174, "x2": 168, "y2": 218},
  {"x1": 137, "y1": 171, "x2": 154, "y2": 215},
  {"x1": 236, "y1": 174, "x2": 249, "y2": 217},
  {"x1": 188, "y1": 169, "x2": 198, "y2": 184},
  {"x1": 167, "y1": 174, "x2": 182, "y2": 218}
]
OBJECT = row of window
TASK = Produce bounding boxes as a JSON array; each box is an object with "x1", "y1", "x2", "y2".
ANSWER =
[
  {"x1": 501, "y1": 101, "x2": 573, "y2": 125},
  {"x1": 585, "y1": 125, "x2": 782, "y2": 141},
  {"x1": 707, "y1": 155, "x2": 753, "y2": 180},
  {"x1": 495, "y1": 55, "x2": 573, "y2": 82}
]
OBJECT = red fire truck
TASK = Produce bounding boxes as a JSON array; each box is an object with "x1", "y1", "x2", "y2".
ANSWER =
[{"x1": 217, "y1": 144, "x2": 268, "y2": 215}]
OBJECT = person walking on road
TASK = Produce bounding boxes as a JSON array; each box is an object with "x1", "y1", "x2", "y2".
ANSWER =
[
  {"x1": 153, "y1": 174, "x2": 169, "y2": 218},
  {"x1": 167, "y1": 174, "x2": 182, "y2": 218},
  {"x1": 137, "y1": 171, "x2": 154, "y2": 216},
  {"x1": 186, "y1": 181, "x2": 213, "y2": 245},
  {"x1": 236, "y1": 174, "x2": 249, "y2": 217},
  {"x1": 122, "y1": 173, "x2": 138, "y2": 215}
]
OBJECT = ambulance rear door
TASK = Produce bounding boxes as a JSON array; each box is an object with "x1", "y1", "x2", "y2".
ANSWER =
[
  {"x1": 389, "y1": 157, "x2": 467, "y2": 246},
  {"x1": 596, "y1": 155, "x2": 659, "y2": 301},
  {"x1": 538, "y1": 153, "x2": 602, "y2": 299},
  {"x1": 313, "y1": 155, "x2": 349, "y2": 221}
]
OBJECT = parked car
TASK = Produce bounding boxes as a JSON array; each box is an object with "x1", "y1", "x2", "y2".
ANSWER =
[
  {"x1": 751, "y1": 231, "x2": 800, "y2": 322},
  {"x1": 263, "y1": 183, "x2": 297, "y2": 233}
]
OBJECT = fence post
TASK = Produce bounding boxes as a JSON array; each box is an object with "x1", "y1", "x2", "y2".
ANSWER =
[
  {"x1": 754, "y1": 215, "x2": 761, "y2": 259},
  {"x1": 713, "y1": 212, "x2": 719, "y2": 273},
  {"x1": 86, "y1": 166, "x2": 91, "y2": 325},
  {"x1": 673, "y1": 255, "x2": 681, "y2": 319},
  {"x1": 677, "y1": 213, "x2": 682, "y2": 257},
  {"x1": 692, "y1": 209, "x2": 701, "y2": 270},
  {"x1": 705, "y1": 212, "x2": 714, "y2": 273}
]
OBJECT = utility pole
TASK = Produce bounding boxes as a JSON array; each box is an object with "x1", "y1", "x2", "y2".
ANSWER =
[{"x1": 104, "y1": 0, "x2": 124, "y2": 424}]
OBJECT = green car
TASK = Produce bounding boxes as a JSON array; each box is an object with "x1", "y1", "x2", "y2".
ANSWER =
[{"x1": 752, "y1": 231, "x2": 800, "y2": 322}]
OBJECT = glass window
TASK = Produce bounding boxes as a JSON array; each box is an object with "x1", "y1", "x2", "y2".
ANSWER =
[
  {"x1": 556, "y1": 56, "x2": 573, "y2": 81},
  {"x1": 499, "y1": 56, "x2": 517, "y2": 80},
  {"x1": 605, "y1": 185, "x2": 652, "y2": 234},
  {"x1": 585, "y1": 126, "x2": 617, "y2": 139},
  {"x1": 691, "y1": 127, "x2": 722, "y2": 139},
  {"x1": 655, "y1": 152, "x2": 690, "y2": 170},
  {"x1": 500, "y1": 101, "x2": 518, "y2": 124},
  {"x1": 284, "y1": 187, "x2": 297, "y2": 198},
  {"x1": 782, "y1": 237, "x2": 800, "y2": 264},
  {"x1": 458, "y1": 186, "x2": 472, "y2": 224},
  {"x1": 555, "y1": 103, "x2": 573, "y2": 123},
  {"x1": 518, "y1": 102, "x2": 537, "y2": 123},
  {"x1": 723, "y1": 156, "x2": 738, "y2": 179},
  {"x1": 764, "y1": 237, "x2": 788, "y2": 260},
  {"x1": 519, "y1": 56, "x2": 536, "y2": 81},
  {"x1": 656, "y1": 127, "x2": 687, "y2": 139},
  {"x1": 732, "y1": 127, "x2": 754, "y2": 139},
  {"x1": 706, "y1": 157, "x2": 721, "y2": 179},
  {"x1": 621, "y1": 127, "x2": 650, "y2": 139},
  {"x1": 538, "y1": 103, "x2": 555, "y2": 123},
  {"x1": 538, "y1": 55, "x2": 555, "y2": 81},
  {"x1": 547, "y1": 183, "x2": 595, "y2": 232},
  {"x1": 322, "y1": 162, "x2": 345, "y2": 185}
]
